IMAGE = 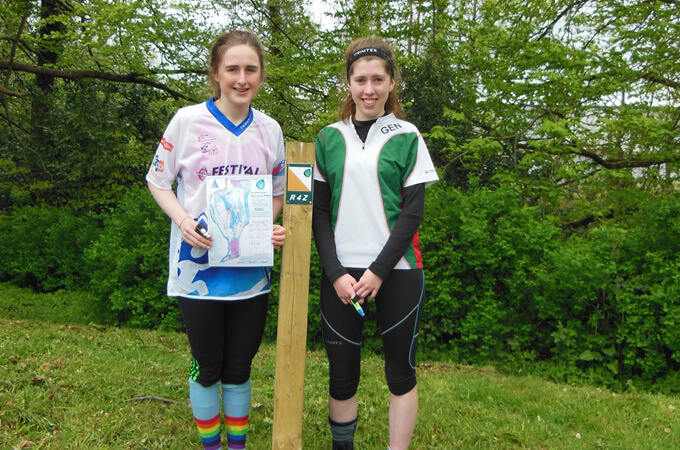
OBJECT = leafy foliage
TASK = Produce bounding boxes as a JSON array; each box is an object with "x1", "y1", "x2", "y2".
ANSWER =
[
  {"x1": 419, "y1": 184, "x2": 680, "y2": 392},
  {"x1": 0, "y1": 205, "x2": 99, "y2": 292},
  {"x1": 83, "y1": 187, "x2": 178, "y2": 330},
  {"x1": 1, "y1": 182, "x2": 679, "y2": 392},
  {"x1": 419, "y1": 182, "x2": 559, "y2": 362}
]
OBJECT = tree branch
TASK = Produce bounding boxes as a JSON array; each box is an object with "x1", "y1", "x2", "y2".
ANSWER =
[
  {"x1": 2, "y1": 11, "x2": 51, "y2": 180},
  {"x1": 479, "y1": 128, "x2": 680, "y2": 170},
  {"x1": 533, "y1": 0, "x2": 590, "y2": 41},
  {"x1": 0, "y1": 85, "x2": 22, "y2": 97},
  {"x1": 569, "y1": 146, "x2": 680, "y2": 169},
  {"x1": 645, "y1": 0, "x2": 680, "y2": 5},
  {"x1": 0, "y1": 60, "x2": 201, "y2": 101},
  {"x1": 246, "y1": 0, "x2": 304, "y2": 51},
  {"x1": 642, "y1": 73, "x2": 680, "y2": 90}
]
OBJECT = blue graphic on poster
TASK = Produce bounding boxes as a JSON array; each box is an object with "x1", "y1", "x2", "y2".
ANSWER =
[{"x1": 206, "y1": 175, "x2": 274, "y2": 267}]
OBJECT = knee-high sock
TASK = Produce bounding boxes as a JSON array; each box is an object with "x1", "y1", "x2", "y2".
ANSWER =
[
  {"x1": 222, "y1": 379, "x2": 251, "y2": 450},
  {"x1": 189, "y1": 378, "x2": 222, "y2": 450}
]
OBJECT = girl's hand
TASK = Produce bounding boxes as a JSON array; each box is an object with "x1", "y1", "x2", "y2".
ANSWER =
[
  {"x1": 332, "y1": 273, "x2": 358, "y2": 305},
  {"x1": 179, "y1": 217, "x2": 213, "y2": 249},
  {"x1": 353, "y1": 269, "x2": 383, "y2": 301},
  {"x1": 271, "y1": 224, "x2": 286, "y2": 249}
]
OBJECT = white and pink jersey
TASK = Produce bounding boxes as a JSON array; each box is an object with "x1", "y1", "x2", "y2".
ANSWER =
[{"x1": 147, "y1": 99, "x2": 285, "y2": 300}]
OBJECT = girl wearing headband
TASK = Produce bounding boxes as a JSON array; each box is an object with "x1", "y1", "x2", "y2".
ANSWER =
[{"x1": 313, "y1": 36, "x2": 439, "y2": 449}]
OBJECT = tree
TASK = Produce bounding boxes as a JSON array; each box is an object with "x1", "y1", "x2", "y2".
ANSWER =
[
  {"x1": 3, "y1": 0, "x2": 678, "y2": 224},
  {"x1": 0, "y1": 0, "x2": 213, "y2": 211},
  {"x1": 0, "y1": 0, "x2": 344, "y2": 211},
  {"x1": 419, "y1": 0, "x2": 680, "y2": 224}
]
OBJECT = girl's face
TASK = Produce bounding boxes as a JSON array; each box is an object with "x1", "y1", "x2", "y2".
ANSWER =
[
  {"x1": 212, "y1": 44, "x2": 262, "y2": 114},
  {"x1": 348, "y1": 57, "x2": 395, "y2": 121}
]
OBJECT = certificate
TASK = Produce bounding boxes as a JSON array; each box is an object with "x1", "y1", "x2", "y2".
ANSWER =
[{"x1": 206, "y1": 175, "x2": 273, "y2": 267}]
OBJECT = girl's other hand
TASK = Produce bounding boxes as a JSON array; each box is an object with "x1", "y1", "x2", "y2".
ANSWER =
[
  {"x1": 271, "y1": 224, "x2": 286, "y2": 249},
  {"x1": 353, "y1": 269, "x2": 383, "y2": 301}
]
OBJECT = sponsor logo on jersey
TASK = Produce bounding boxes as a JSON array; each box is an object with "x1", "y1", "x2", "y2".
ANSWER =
[
  {"x1": 211, "y1": 165, "x2": 261, "y2": 176},
  {"x1": 160, "y1": 137, "x2": 173, "y2": 151},
  {"x1": 198, "y1": 134, "x2": 218, "y2": 156},
  {"x1": 272, "y1": 159, "x2": 286, "y2": 176},
  {"x1": 380, "y1": 122, "x2": 403, "y2": 134},
  {"x1": 200, "y1": 142, "x2": 218, "y2": 156},
  {"x1": 152, "y1": 155, "x2": 164, "y2": 172}
]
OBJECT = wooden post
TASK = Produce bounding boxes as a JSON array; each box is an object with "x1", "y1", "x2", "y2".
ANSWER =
[{"x1": 272, "y1": 142, "x2": 315, "y2": 449}]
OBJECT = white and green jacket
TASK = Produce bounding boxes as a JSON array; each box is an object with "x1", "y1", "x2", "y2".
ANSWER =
[{"x1": 313, "y1": 113, "x2": 439, "y2": 281}]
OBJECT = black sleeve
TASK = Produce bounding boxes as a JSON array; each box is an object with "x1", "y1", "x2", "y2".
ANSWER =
[
  {"x1": 312, "y1": 180, "x2": 347, "y2": 282},
  {"x1": 368, "y1": 183, "x2": 425, "y2": 280}
]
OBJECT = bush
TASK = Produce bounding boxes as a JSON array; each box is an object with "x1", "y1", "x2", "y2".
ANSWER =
[
  {"x1": 84, "y1": 186, "x2": 179, "y2": 330},
  {"x1": 419, "y1": 182, "x2": 559, "y2": 362},
  {"x1": 3, "y1": 181, "x2": 680, "y2": 394},
  {"x1": 0, "y1": 205, "x2": 99, "y2": 292},
  {"x1": 614, "y1": 195, "x2": 680, "y2": 391},
  {"x1": 0, "y1": 282, "x2": 113, "y2": 325},
  {"x1": 533, "y1": 225, "x2": 626, "y2": 388},
  {"x1": 419, "y1": 184, "x2": 680, "y2": 393}
]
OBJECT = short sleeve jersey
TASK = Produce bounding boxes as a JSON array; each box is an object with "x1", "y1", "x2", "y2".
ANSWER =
[
  {"x1": 147, "y1": 99, "x2": 285, "y2": 300},
  {"x1": 314, "y1": 113, "x2": 438, "y2": 270}
]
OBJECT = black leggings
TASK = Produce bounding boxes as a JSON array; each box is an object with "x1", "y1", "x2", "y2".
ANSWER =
[
  {"x1": 179, "y1": 294, "x2": 269, "y2": 387},
  {"x1": 320, "y1": 268, "x2": 425, "y2": 399}
]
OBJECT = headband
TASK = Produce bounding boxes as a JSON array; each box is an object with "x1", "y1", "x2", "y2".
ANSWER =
[{"x1": 346, "y1": 47, "x2": 395, "y2": 78}]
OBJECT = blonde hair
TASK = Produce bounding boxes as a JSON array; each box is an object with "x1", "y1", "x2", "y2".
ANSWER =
[
  {"x1": 208, "y1": 30, "x2": 266, "y2": 98},
  {"x1": 340, "y1": 37, "x2": 404, "y2": 122}
]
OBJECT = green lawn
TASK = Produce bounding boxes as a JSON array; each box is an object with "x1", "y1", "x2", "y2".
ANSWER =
[{"x1": 1, "y1": 316, "x2": 678, "y2": 449}]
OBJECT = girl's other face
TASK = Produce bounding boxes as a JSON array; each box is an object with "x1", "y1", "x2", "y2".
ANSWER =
[
  {"x1": 213, "y1": 44, "x2": 262, "y2": 115},
  {"x1": 348, "y1": 57, "x2": 395, "y2": 121}
]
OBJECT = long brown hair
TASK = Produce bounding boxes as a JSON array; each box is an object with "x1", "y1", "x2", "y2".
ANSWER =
[
  {"x1": 340, "y1": 37, "x2": 404, "y2": 122},
  {"x1": 208, "y1": 30, "x2": 266, "y2": 98}
]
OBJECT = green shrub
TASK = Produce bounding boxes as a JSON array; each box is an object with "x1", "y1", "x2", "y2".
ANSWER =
[
  {"x1": 615, "y1": 196, "x2": 680, "y2": 390},
  {"x1": 3, "y1": 181, "x2": 680, "y2": 394},
  {"x1": 533, "y1": 225, "x2": 626, "y2": 388},
  {"x1": 0, "y1": 205, "x2": 99, "y2": 292},
  {"x1": 419, "y1": 183, "x2": 559, "y2": 362},
  {"x1": 0, "y1": 282, "x2": 113, "y2": 325},
  {"x1": 534, "y1": 195, "x2": 680, "y2": 391},
  {"x1": 418, "y1": 184, "x2": 680, "y2": 393},
  {"x1": 84, "y1": 187, "x2": 179, "y2": 330}
]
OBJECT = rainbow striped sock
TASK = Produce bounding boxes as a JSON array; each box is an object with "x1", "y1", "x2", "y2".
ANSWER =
[
  {"x1": 223, "y1": 380, "x2": 251, "y2": 449},
  {"x1": 189, "y1": 379, "x2": 222, "y2": 449},
  {"x1": 195, "y1": 414, "x2": 222, "y2": 450},
  {"x1": 224, "y1": 414, "x2": 248, "y2": 449}
]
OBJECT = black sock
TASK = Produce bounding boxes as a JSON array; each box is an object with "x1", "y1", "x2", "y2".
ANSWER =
[{"x1": 329, "y1": 416, "x2": 357, "y2": 448}]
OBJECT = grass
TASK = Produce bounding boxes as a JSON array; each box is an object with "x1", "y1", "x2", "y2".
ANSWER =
[{"x1": 0, "y1": 285, "x2": 679, "y2": 448}]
